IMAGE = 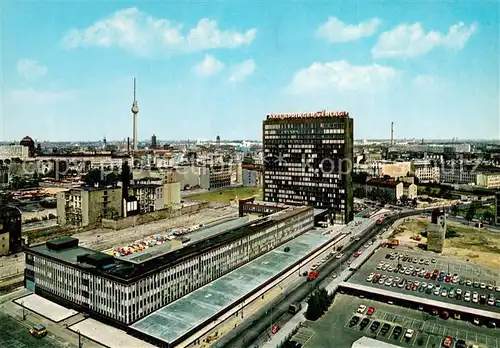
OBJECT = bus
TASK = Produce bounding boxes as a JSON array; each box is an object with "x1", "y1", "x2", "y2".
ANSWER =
[{"x1": 29, "y1": 325, "x2": 47, "y2": 338}]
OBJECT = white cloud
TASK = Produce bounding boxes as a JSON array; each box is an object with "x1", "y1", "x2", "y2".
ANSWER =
[
  {"x1": 288, "y1": 60, "x2": 398, "y2": 94},
  {"x1": 372, "y1": 22, "x2": 477, "y2": 59},
  {"x1": 10, "y1": 89, "x2": 74, "y2": 104},
  {"x1": 61, "y1": 8, "x2": 256, "y2": 56},
  {"x1": 228, "y1": 59, "x2": 256, "y2": 83},
  {"x1": 316, "y1": 17, "x2": 381, "y2": 43},
  {"x1": 17, "y1": 59, "x2": 48, "y2": 80},
  {"x1": 193, "y1": 55, "x2": 225, "y2": 76}
]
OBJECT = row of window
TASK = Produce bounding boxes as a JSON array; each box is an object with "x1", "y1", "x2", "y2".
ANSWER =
[{"x1": 27, "y1": 209, "x2": 314, "y2": 324}]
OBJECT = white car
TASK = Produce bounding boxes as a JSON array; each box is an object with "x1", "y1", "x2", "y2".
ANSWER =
[
  {"x1": 464, "y1": 294, "x2": 471, "y2": 302},
  {"x1": 472, "y1": 293, "x2": 479, "y2": 303},
  {"x1": 357, "y1": 304, "x2": 367, "y2": 313},
  {"x1": 487, "y1": 297, "x2": 495, "y2": 306},
  {"x1": 336, "y1": 253, "x2": 343, "y2": 259},
  {"x1": 480, "y1": 283, "x2": 486, "y2": 289},
  {"x1": 405, "y1": 329, "x2": 415, "y2": 339},
  {"x1": 441, "y1": 289, "x2": 448, "y2": 297},
  {"x1": 496, "y1": 286, "x2": 500, "y2": 292}
]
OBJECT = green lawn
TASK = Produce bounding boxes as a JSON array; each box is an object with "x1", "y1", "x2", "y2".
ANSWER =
[{"x1": 185, "y1": 186, "x2": 263, "y2": 202}]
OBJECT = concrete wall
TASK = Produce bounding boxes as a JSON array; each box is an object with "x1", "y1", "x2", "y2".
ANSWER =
[
  {"x1": 101, "y1": 201, "x2": 210, "y2": 230},
  {"x1": 164, "y1": 181, "x2": 181, "y2": 207},
  {"x1": 177, "y1": 166, "x2": 210, "y2": 189}
]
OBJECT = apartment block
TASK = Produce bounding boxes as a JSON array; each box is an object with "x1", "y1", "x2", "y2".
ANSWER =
[{"x1": 56, "y1": 186, "x2": 122, "y2": 227}]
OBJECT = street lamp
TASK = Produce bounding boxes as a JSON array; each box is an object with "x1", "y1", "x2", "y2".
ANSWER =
[{"x1": 77, "y1": 330, "x2": 83, "y2": 348}]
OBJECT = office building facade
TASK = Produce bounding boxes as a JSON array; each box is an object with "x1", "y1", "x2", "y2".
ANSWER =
[
  {"x1": 263, "y1": 111, "x2": 354, "y2": 224},
  {"x1": 25, "y1": 206, "x2": 313, "y2": 325}
]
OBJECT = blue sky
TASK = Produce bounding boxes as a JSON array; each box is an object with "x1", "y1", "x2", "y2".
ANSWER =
[{"x1": 2, "y1": 1, "x2": 498, "y2": 142}]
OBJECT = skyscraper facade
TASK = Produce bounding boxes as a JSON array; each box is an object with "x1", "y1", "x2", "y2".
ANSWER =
[{"x1": 263, "y1": 111, "x2": 354, "y2": 224}]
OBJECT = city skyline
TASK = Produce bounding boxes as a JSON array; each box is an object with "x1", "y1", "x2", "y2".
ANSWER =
[{"x1": 2, "y1": 2, "x2": 498, "y2": 142}]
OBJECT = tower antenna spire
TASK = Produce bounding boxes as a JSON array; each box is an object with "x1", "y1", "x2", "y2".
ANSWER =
[{"x1": 133, "y1": 77, "x2": 137, "y2": 103}]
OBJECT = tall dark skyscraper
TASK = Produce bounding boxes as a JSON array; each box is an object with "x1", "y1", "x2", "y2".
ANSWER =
[
  {"x1": 151, "y1": 134, "x2": 157, "y2": 149},
  {"x1": 216, "y1": 135, "x2": 221, "y2": 148},
  {"x1": 263, "y1": 111, "x2": 354, "y2": 224}
]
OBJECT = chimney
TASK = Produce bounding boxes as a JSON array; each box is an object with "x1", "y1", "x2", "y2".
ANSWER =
[{"x1": 391, "y1": 122, "x2": 394, "y2": 145}]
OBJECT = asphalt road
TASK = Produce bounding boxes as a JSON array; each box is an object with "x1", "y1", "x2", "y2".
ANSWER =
[{"x1": 213, "y1": 212, "x2": 419, "y2": 348}]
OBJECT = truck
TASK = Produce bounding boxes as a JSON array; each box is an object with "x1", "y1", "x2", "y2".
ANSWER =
[
  {"x1": 288, "y1": 302, "x2": 302, "y2": 314},
  {"x1": 307, "y1": 270, "x2": 319, "y2": 281}
]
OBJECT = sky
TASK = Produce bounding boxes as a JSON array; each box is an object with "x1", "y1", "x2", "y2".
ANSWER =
[{"x1": 1, "y1": 1, "x2": 499, "y2": 142}]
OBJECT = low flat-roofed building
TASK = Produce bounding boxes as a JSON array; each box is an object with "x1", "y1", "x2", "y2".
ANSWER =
[
  {"x1": 476, "y1": 172, "x2": 500, "y2": 189},
  {"x1": 354, "y1": 178, "x2": 403, "y2": 203},
  {"x1": 25, "y1": 205, "x2": 314, "y2": 326},
  {"x1": 403, "y1": 182, "x2": 418, "y2": 199}
]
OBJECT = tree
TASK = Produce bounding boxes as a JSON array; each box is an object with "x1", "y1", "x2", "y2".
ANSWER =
[
  {"x1": 84, "y1": 169, "x2": 104, "y2": 187},
  {"x1": 305, "y1": 292, "x2": 322, "y2": 321},
  {"x1": 450, "y1": 204, "x2": 459, "y2": 216},
  {"x1": 482, "y1": 210, "x2": 494, "y2": 224},
  {"x1": 465, "y1": 205, "x2": 476, "y2": 221}
]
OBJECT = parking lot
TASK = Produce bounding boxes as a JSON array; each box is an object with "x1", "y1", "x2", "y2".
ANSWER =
[
  {"x1": 296, "y1": 294, "x2": 499, "y2": 348},
  {"x1": 345, "y1": 308, "x2": 500, "y2": 348},
  {"x1": 349, "y1": 248, "x2": 500, "y2": 315}
]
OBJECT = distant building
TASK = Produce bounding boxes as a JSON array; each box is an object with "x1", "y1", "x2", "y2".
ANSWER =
[
  {"x1": 151, "y1": 134, "x2": 157, "y2": 149},
  {"x1": 263, "y1": 111, "x2": 354, "y2": 224},
  {"x1": 0, "y1": 145, "x2": 29, "y2": 160},
  {"x1": 476, "y1": 172, "x2": 500, "y2": 189},
  {"x1": 440, "y1": 165, "x2": 477, "y2": 185},
  {"x1": 56, "y1": 186, "x2": 122, "y2": 227},
  {"x1": 362, "y1": 178, "x2": 403, "y2": 203},
  {"x1": 162, "y1": 168, "x2": 181, "y2": 209},
  {"x1": 413, "y1": 160, "x2": 440, "y2": 183},
  {"x1": 0, "y1": 206, "x2": 22, "y2": 256},
  {"x1": 216, "y1": 135, "x2": 221, "y2": 148},
  {"x1": 427, "y1": 208, "x2": 446, "y2": 253},
  {"x1": 495, "y1": 192, "x2": 500, "y2": 225},
  {"x1": 20, "y1": 136, "x2": 36, "y2": 157},
  {"x1": 129, "y1": 183, "x2": 164, "y2": 214},
  {"x1": 209, "y1": 164, "x2": 231, "y2": 189},
  {"x1": 402, "y1": 182, "x2": 418, "y2": 199}
]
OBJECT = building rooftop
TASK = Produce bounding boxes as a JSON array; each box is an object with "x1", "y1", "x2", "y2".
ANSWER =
[
  {"x1": 130, "y1": 228, "x2": 332, "y2": 345},
  {"x1": 265, "y1": 111, "x2": 349, "y2": 120},
  {"x1": 130, "y1": 183, "x2": 162, "y2": 189},
  {"x1": 366, "y1": 178, "x2": 400, "y2": 188},
  {"x1": 29, "y1": 242, "x2": 96, "y2": 265}
]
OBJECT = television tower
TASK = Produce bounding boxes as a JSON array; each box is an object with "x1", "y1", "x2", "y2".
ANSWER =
[{"x1": 131, "y1": 78, "x2": 139, "y2": 151}]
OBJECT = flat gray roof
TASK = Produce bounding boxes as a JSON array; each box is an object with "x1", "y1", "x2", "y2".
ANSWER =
[
  {"x1": 123, "y1": 218, "x2": 250, "y2": 264},
  {"x1": 28, "y1": 243, "x2": 95, "y2": 264},
  {"x1": 130, "y1": 229, "x2": 332, "y2": 345},
  {"x1": 340, "y1": 282, "x2": 500, "y2": 321}
]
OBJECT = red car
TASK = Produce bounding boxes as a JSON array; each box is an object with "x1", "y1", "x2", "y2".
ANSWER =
[
  {"x1": 445, "y1": 275, "x2": 451, "y2": 282},
  {"x1": 425, "y1": 272, "x2": 431, "y2": 279},
  {"x1": 271, "y1": 325, "x2": 281, "y2": 334},
  {"x1": 367, "y1": 307, "x2": 375, "y2": 315},
  {"x1": 354, "y1": 252, "x2": 361, "y2": 258},
  {"x1": 443, "y1": 337, "x2": 453, "y2": 347}
]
